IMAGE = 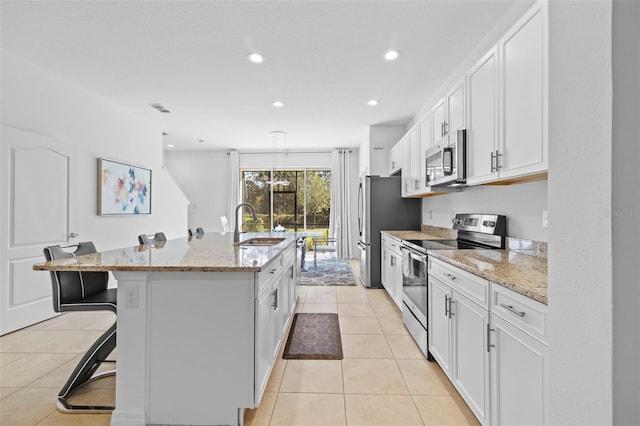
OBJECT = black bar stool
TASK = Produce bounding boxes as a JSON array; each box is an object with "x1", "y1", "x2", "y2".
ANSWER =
[
  {"x1": 138, "y1": 232, "x2": 166, "y2": 245},
  {"x1": 43, "y1": 242, "x2": 116, "y2": 412}
]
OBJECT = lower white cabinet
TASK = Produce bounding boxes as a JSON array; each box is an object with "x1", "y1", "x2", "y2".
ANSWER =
[
  {"x1": 380, "y1": 234, "x2": 403, "y2": 309},
  {"x1": 255, "y1": 245, "x2": 297, "y2": 405},
  {"x1": 428, "y1": 261, "x2": 490, "y2": 424},
  {"x1": 489, "y1": 313, "x2": 547, "y2": 426},
  {"x1": 428, "y1": 256, "x2": 547, "y2": 426}
]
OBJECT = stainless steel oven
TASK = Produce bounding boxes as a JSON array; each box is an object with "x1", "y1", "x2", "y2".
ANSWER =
[{"x1": 401, "y1": 243, "x2": 429, "y2": 359}]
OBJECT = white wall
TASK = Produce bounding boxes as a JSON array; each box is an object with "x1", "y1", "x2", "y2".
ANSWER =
[
  {"x1": 1, "y1": 51, "x2": 189, "y2": 249},
  {"x1": 164, "y1": 150, "x2": 229, "y2": 233},
  {"x1": 612, "y1": 1, "x2": 640, "y2": 424},
  {"x1": 421, "y1": 180, "x2": 548, "y2": 241},
  {"x1": 547, "y1": 2, "x2": 613, "y2": 424}
]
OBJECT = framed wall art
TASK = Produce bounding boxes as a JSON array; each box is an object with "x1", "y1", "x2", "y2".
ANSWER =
[{"x1": 97, "y1": 158, "x2": 151, "y2": 215}]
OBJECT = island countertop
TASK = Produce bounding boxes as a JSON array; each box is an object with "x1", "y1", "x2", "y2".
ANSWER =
[{"x1": 33, "y1": 232, "x2": 299, "y2": 273}]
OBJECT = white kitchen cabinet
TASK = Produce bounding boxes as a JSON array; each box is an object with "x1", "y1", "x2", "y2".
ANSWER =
[
  {"x1": 489, "y1": 282, "x2": 548, "y2": 426},
  {"x1": 401, "y1": 126, "x2": 421, "y2": 197},
  {"x1": 431, "y1": 98, "x2": 445, "y2": 147},
  {"x1": 428, "y1": 274, "x2": 452, "y2": 375},
  {"x1": 467, "y1": 2, "x2": 547, "y2": 185},
  {"x1": 255, "y1": 263, "x2": 282, "y2": 404},
  {"x1": 255, "y1": 244, "x2": 297, "y2": 405},
  {"x1": 428, "y1": 257, "x2": 490, "y2": 424},
  {"x1": 489, "y1": 313, "x2": 547, "y2": 426},
  {"x1": 466, "y1": 46, "x2": 499, "y2": 185},
  {"x1": 498, "y1": 2, "x2": 548, "y2": 180},
  {"x1": 431, "y1": 77, "x2": 465, "y2": 149},
  {"x1": 380, "y1": 234, "x2": 403, "y2": 309},
  {"x1": 388, "y1": 139, "x2": 403, "y2": 176}
]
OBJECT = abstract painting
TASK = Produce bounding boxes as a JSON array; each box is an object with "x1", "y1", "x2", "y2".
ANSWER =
[{"x1": 97, "y1": 158, "x2": 151, "y2": 215}]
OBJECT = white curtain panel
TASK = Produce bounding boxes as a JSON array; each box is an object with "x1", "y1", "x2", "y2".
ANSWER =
[
  {"x1": 226, "y1": 151, "x2": 239, "y2": 232},
  {"x1": 330, "y1": 149, "x2": 353, "y2": 259}
]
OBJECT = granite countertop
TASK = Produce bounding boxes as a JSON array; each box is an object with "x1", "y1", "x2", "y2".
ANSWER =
[
  {"x1": 33, "y1": 232, "x2": 299, "y2": 273},
  {"x1": 427, "y1": 249, "x2": 548, "y2": 305},
  {"x1": 381, "y1": 227, "x2": 548, "y2": 305}
]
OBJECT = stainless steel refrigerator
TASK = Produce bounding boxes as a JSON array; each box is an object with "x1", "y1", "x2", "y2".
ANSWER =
[{"x1": 357, "y1": 175, "x2": 422, "y2": 288}]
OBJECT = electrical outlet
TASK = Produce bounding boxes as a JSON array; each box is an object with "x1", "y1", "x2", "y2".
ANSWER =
[
  {"x1": 542, "y1": 210, "x2": 549, "y2": 229},
  {"x1": 126, "y1": 286, "x2": 139, "y2": 308}
]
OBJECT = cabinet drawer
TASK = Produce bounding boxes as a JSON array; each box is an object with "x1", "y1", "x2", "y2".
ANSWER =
[
  {"x1": 491, "y1": 283, "x2": 547, "y2": 343},
  {"x1": 258, "y1": 255, "x2": 283, "y2": 294},
  {"x1": 429, "y1": 258, "x2": 489, "y2": 308}
]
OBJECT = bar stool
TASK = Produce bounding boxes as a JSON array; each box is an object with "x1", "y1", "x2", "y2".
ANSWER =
[
  {"x1": 138, "y1": 232, "x2": 167, "y2": 245},
  {"x1": 43, "y1": 242, "x2": 116, "y2": 412}
]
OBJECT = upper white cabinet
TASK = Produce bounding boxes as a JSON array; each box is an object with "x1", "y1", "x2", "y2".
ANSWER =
[
  {"x1": 389, "y1": 1, "x2": 548, "y2": 192},
  {"x1": 431, "y1": 78, "x2": 466, "y2": 148},
  {"x1": 466, "y1": 47, "x2": 499, "y2": 185},
  {"x1": 388, "y1": 139, "x2": 403, "y2": 176},
  {"x1": 498, "y1": 2, "x2": 548, "y2": 180},
  {"x1": 468, "y1": 2, "x2": 548, "y2": 185}
]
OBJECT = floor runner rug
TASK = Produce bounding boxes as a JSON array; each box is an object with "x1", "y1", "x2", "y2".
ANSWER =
[
  {"x1": 299, "y1": 257, "x2": 356, "y2": 286},
  {"x1": 282, "y1": 313, "x2": 343, "y2": 360}
]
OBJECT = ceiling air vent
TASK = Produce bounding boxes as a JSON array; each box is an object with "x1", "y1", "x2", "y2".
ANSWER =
[{"x1": 149, "y1": 103, "x2": 171, "y2": 113}]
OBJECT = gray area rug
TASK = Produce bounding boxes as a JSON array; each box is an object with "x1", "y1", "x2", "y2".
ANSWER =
[
  {"x1": 299, "y1": 257, "x2": 356, "y2": 286},
  {"x1": 282, "y1": 313, "x2": 343, "y2": 360}
]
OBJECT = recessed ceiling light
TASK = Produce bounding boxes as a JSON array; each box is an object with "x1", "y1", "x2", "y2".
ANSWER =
[
  {"x1": 384, "y1": 50, "x2": 400, "y2": 61},
  {"x1": 272, "y1": 100, "x2": 284, "y2": 108},
  {"x1": 167, "y1": 144, "x2": 175, "y2": 148},
  {"x1": 368, "y1": 99, "x2": 379, "y2": 106},
  {"x1": 198, "y1": 139, "x2": 205, "y2": 143},
  {"x1": 247, "y1": 52, "x2": 264, "y2": 63}
]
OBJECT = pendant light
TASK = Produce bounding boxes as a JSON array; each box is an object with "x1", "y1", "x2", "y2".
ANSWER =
[{"x1": 267, "y1": 131, "x2": 290, "y2": 186}]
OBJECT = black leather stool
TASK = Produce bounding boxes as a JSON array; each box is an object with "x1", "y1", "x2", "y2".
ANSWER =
[{"x1": 43, "y1": 242, "x2": 116, "y2": 412}]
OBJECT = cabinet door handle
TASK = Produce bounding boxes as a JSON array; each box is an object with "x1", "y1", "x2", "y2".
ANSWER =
[
  {"x1": 440, "y1": 122, "x2": 444, "y2": 138},
  {"x1": 500, "y1": 303, "x2": 525, "y2": 317},
  {"x1": 490, "y1": 151, "x2": 496, "y2": 173},
  {"x1": 444, "y1": 295, "x2": 449, "y2": 317},
  {"x1": 290, "y1": 265, "x2": 294, "y2": 279},
  {"x1": 443, "y1": 121, "x2": 448, "y2": 136},
  {"x1": 444, "y1": 273, "x2": 457, "y2": 281},
  {"x1": 487, "y1": 323, "x2": 495, "y2": 352},
  {"x1": 448, "y1": 298, "x2": 455, "y2": 318},
  {"x1": 272, "y1": 289, "x2": 278, "y2": 310},
  {"x1": 495, "y1": 150, "x2": 503, "y2": 171}
]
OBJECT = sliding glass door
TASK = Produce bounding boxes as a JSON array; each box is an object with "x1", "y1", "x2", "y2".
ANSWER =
[{"x1": 241, "y1": 169, "x2": 331, "y2": 232}]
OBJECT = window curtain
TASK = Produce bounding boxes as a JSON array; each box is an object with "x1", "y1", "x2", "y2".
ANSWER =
[
  {"x1": 226, "y1": 151, "x2": 239, "y2": 232},
  {"x1": 329, "y1": 149, "x2": 353, "y2": 259}
]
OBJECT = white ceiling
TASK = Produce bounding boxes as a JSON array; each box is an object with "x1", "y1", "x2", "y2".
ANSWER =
[{"x1": 1, "y1": 1, "x2": 521, "y2": 152}]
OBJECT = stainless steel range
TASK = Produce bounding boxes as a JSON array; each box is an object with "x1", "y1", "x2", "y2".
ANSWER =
[{"x1": 401, "y1": 213, "x2": 507, "y2": 360}]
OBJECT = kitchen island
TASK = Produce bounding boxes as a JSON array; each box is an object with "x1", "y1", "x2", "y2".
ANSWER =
[{"x1": 33, "y1": 232, "x2": 300, "y2": 426}]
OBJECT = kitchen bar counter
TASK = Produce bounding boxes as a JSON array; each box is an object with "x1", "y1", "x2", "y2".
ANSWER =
[
  {"x1": 33, "y1": 232, "x2": 300, "y2": 426},
  {"x1": 33, "y1": 232, "x2": 299, "y2": 272}
]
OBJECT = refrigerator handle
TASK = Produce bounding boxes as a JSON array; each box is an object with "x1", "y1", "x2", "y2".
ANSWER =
[{"x1": 357, "y1": 183, "x2": 363, "y2": 236}]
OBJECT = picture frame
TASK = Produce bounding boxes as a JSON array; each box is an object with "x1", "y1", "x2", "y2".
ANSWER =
[{"x1": 97, "y1": 158, "x2": 152, "y2": 215}]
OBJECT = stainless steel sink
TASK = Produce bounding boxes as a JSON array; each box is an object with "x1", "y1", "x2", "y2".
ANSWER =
[{"x1": 236, "y1": 237, "x2": 286, "y2": 246}]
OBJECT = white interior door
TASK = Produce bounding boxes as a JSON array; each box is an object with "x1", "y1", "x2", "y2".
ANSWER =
[{"x1": 0, "y1": 125, "x2": 75, "y2": 335}]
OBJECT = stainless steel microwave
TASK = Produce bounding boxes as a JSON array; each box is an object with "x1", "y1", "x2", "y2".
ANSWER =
[{"x1": 425, "y1": 129, "x2": 467, "y2": 188}]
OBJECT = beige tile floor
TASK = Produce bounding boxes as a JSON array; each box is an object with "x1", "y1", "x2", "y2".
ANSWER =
[{"x1": 0, "y1": 259, "x2": 479, "y2": 426}]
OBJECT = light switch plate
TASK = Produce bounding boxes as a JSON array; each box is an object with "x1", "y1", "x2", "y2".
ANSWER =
[{"x1": 542, "y1": 210, "x2": 549, "y2": 229}]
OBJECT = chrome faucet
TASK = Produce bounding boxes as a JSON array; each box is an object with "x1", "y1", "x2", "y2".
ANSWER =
[{"x1": 234, "y1": 203, "x2": 258, "y2": 243}]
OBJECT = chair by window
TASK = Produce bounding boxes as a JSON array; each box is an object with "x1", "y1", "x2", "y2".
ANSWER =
[
  {"x1": 313, "y1": 236, "x2": 338, "y2": 269},
  {"x1": 43, "y1": 242, "x2": 116, "y2": 412},
  {"x1": 188, "y1": 227, "x2": 205, "y2": 238}
]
